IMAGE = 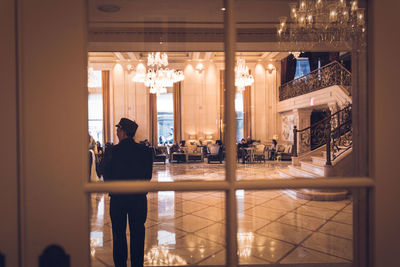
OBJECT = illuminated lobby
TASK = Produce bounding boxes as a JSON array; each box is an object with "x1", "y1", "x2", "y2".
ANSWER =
[{"x1": 2, "y1": 0, "x2": 399, "y2": 267}]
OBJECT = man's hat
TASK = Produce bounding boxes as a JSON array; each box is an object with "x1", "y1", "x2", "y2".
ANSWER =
[{"x1": 115, "y1": 118, "x2": 138, "y2": 137}]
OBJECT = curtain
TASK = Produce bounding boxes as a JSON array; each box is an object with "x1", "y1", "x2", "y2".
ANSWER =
[
  {"x1": 243, "y1": 85, "x2": 251, "y2": 139},
  {"x1": 149, "y1": 93, "x2": 158, "y2": 146},
  {"x1": 281, "y1": 57, "x2": 287, "y2": 85},
  {"x1": 101, "y1": 71, "x2": 111, "y2": 144},
  {"x1": 280, "y1": 54, "x2": 296, "y2": 84},
  {"x1": 286, "y1": 54, "x2": 297, "y2": 83},
  {"x1": 173, "y1": 82, "x2": 182, "y2": 144},
  {"x1": 304, "y1": 52, "x2": 318, "y2": 72},
  {"x1": 219, "y1": 70, "x2": 225, "y2": 143}
]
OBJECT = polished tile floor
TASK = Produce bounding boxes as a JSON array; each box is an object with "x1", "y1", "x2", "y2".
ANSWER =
[{"x1": 90, "y1": 162, "x2": 353, "y2": 266}]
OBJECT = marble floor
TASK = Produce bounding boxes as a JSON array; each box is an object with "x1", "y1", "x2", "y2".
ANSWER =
[{"x1": 90, "y1": 162, "x2": 353, "y2": 266}]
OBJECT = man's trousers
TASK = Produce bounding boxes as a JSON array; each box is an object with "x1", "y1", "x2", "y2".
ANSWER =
[{"x1": 110, "y1": 194, "x2": 147, "y2": 267}]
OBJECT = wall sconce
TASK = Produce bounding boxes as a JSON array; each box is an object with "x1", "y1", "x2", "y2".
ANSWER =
[
  {"x1": 195, "y1": 62, "x2": 204, "y2": 74},
  {"x1": 126, "y1": 64, "x2": 134, "y2": 72},
  {"x1": 267, "y1": 63, "x2": 275, "y2": 73}
]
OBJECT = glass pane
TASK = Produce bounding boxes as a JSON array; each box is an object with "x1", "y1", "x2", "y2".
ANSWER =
[
  {"x1": 157, "y1": 92, "x2": 174, "y2": 145},
  {"x1": 88, "y1": 91, "x2": 103, "y2": 143},
  {"x1": 90, "y1": 191, "x2": 226, "y2": 266},
  {"x1": 236, "y1": 189, "x2": 353, "y2": 265},
  {"x1": 235, "y1": 92, "x2": 244, "y2": 142},
  {"x1": 294, "y1": 57, "x2": 311, "y2": 79}
]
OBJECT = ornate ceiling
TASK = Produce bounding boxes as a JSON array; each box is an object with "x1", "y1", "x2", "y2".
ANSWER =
[
  {"x1": 87, "y1": 0, "x2": 292, "y2": 51},
  {"x1": 88, "y1": 51, "x2": 289, "y2": 64}
]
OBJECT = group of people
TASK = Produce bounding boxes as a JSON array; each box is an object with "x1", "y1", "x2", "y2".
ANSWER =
[
  {"x1": 237, "y1": 136, "x2": 278, "y2": 163},
  {"x1": 237, "y1": 136, "x2": 254, "y2": 163}
]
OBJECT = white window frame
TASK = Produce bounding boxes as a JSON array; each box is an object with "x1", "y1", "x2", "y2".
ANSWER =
[{"x1": 84, "y1": 1, "x2": 374, "y2": 266}]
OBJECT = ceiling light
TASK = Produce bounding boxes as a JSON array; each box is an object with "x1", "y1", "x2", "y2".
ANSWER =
[
  {"x1": 235, "y1": 58, "x2": 254, "y2": 92},
  {"x1": 195, "y1": 63, "x2": 204, "y2": 74},
  {"x1": 97, "y1": 5, "x2": 120, "y2": 13},
  {"x1": 276, "y1": 0, "x2": 366, "y2": 47},
  {"x1": 133, "y1": 52, "x2": 184, "y2": 95},
  {"x1": 267, "y1": 63, "x2": 275, "y2": 73}
]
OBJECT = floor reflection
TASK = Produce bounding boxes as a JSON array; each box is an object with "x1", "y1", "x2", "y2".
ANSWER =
[{"x1": 90, "y1": 162, "x2": 353, "y2": 266}]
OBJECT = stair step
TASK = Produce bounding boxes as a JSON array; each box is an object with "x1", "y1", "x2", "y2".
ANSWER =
[
  {"x1": 288, "y1": 165, "x2": 318, "y2": 178},
  {"x1": 311, "y1": 156, "x2": 326, "y2": 166},
  {"x1": 278, "y1": 168, "x2": 295, "y2": 178},
  {"x1": 300, "y1": 161, "x2": 325, "y2": 176},
  {"x1": 295, "y1": 189, "x2": 349, "y2": 201}
]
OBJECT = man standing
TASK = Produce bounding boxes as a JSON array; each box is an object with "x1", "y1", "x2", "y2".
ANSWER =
[{"x1": 103, "y1": 118, "x2": 153, "y2": 267}]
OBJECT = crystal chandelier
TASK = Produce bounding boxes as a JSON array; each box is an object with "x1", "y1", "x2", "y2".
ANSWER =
[
  {"x1": 277, "y1": 0, "x2": 366, "y2": 47},
  {"x1": 133, "y1": 52, "x2": 184, "y2": 95},
  {"x1": 235, "y1": 58, "x2": 254, "y2": 92}
]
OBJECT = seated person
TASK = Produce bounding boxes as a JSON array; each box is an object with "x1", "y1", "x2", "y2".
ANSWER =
[
  {"x1": 170, "y1": 142, "x2": 180, "y2": 154},
  {"x1": 246, "y1": 136, "x2": 254, "y2": 145},
  {"x1": 237, "y1": 138, "x2": 249, "y2": 163},
  {"x1": 269, "y1": 139, "x2": 278, "y2": 160},
  {"x1": 179, "y1": 140, "x2": 186, "y2": 148}
]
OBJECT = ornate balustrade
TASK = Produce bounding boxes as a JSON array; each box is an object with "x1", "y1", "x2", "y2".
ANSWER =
[
  {"x1": 279, "y1": 61, "x2": 351, "y2": 101},
  {"x1": 293, "y1": 104, "x2": 352, "y2": 165}
]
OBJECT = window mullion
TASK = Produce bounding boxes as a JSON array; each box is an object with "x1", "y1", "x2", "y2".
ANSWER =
[
  {"x1": 84, "y1": 177, "x2": 374, "y2": 194},
  {"x1": 224, "y1": 0, "x2": 238, "y2": 266}
]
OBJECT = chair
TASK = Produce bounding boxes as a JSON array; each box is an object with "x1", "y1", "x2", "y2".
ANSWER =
[
  {"x1": 206, "y1": 144, "x2": 223, "y2": 163},
  {"x1": 151, "y1": 146, "x2": 167, "y2": 164},
  {"x1": 187, "y1": 141, "x2": 204, "y2": 162},
  {"x1": 171, "y1": 147, "x2": 188, "y2": 163},
  {"x1": 253, "y1": 144, "x2": 266, "y2": 163},
  {"x1": 276, "y1": 145, "x2": 293, "y2": 161}
]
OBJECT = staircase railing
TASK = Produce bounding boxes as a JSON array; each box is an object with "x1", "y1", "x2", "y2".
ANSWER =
[
  {"x1": 279, "y1": 61, "x2": 352, "y2": 101},
  {"x1": 293, "y1": 104, "x2": 352, "y2": 165}
]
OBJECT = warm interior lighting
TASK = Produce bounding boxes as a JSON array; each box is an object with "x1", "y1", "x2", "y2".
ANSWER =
[
  {"x1": 235, "y1": 58, "x2": 254, "y2": 92},
  {"x1": 267, "y1": 63, "x2": 275, "y2": 73},
  {"x1": 195, "y1": 62, "x2": 204, "y2": 73},
  {"x1": 126, "y1": 64, "x2": 133, "y2": 71},
  {"x1": 133, "y1": 52, "x2": 184, "y2": 95},
  {"x1": 276, "y1": 0, "x2": 366, "y2": 46}
]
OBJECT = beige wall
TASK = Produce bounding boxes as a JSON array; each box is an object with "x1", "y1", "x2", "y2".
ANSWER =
[
  {"x1": 182, "y1": 62, "x2": 220, "y2": 141},
  {"x1": 0, "y1": 0, "x2": 19, "y2": 265},
  {"x1": 103, "y1": 60, "x2": 281, "y2": 144},
  {"x1": 11, "y1": 0, "x2": 88, "y2": 265},
  {"x1": 372, "y1": 0, "x2": 400, "y2": 266},
  {"x1": 252, "y1": 62, "x2": 279, "y2": 143},
  {"x1": 111, "y1": 65, "x2": 150, "y2": 142}
]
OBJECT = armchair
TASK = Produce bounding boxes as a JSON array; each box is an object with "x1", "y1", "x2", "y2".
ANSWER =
[
  {"x1": 151, "y1": 146, "x2": 167, "y2": 164},
  {"x1": 206, "y1": 143, "x2": 223, "y2": 163},
  {"x1": 276, "y1": 145, "x2": 293, "y2": 161},
  {"x1": 253, "y1": 144, "x2": 266, "y2": 163}
]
